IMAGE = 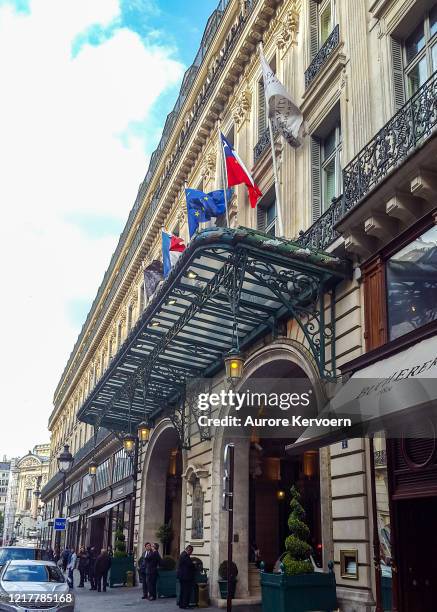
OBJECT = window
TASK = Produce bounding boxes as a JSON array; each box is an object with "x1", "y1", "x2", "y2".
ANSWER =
[
  {"x1": 311, "y1": 113, "x2": 342, "y2": 220},
  {"x1": 96, "y1": 458, "x2": 111, "y2": 492},
  {"x1": 403, "y1": 6, "x2": 437, "y2": 97},
  {"x1": 309, "y1": 0, "x2": 336, "y2": 57},
  {"x1": 319, "y1": 0, "x2": 335, "y2": 45},
  {"x1": 258, "y1": 55, "x2": 276, "y2": 138},
  {"x1": 256, "y1": 186, "x2": 277, "y2": 236},
  {"x1": 404, "y1": 6, "x2": 437, "y2": 97},
  {"x1": 386, "y1": 225, "x2": 437, "y2": 340},
  {"x1": 321, "y1": 123, "x2": 342, "y2": 209},
  {"x1": 24, "y1": 488, "x2": 32, "y2": 510},
  {"x1": 191, "y1": 477, "x2": 204, "y2": 540},
  {"x1": 113, "y1": 449, "x2": 132, "y2": 483}
]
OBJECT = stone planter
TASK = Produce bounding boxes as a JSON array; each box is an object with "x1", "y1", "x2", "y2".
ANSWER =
[
  {"x1": 218, "y1": 578, "x2": 237, "y2": 599},
  {"x1": 109, "y1": 555, "x2": 135, "y2": 587},
  {"x1": 260, "y1": 568, "x2": 337, "y2": 612},
  {"x1": 157, "y1": 569, "x2": 177, "y2": 598}
]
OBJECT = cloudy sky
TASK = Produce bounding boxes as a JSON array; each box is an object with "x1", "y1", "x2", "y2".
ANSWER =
[{"x1": 0, "y1": 0, "x2": 217, "y2": 458}]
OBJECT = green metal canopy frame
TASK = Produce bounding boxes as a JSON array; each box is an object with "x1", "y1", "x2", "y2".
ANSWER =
[{"x1": 77, "y1": 227, "x2": 350, "y2": 447}]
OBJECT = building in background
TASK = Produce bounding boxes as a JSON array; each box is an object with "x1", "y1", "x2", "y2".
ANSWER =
[
  {"x1": 0, "y1": 458, "x2": 11, "y2": 544},
  {"x1": 3, "y1": 446, "x2": 50, "y2": 545},
  {"x1": 41, "y1": 0, "x2": 437, "y2": 610}
]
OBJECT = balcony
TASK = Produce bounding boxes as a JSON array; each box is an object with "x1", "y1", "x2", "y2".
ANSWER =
[
  {"x1": 253, "y1": 125, "x2": 279, "y2": 165},
  {"x1": 304, "y1": 25, "x2": 340, "y2": 89},
  {"x1": 299, "y1": 70, "x2": 437, "y2": 252},
  {"x1": 343, "y1": 70, "x2": 437, "y2": 214}
]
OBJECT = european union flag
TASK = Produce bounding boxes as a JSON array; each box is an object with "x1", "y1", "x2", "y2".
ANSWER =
[{"x1": 185, "y1": 188, "x2": 232, "y2": 238}]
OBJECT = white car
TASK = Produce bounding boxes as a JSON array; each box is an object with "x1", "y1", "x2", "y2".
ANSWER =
[{"x1": 0, "y1": 560, "x2": 74, "y2": 611}]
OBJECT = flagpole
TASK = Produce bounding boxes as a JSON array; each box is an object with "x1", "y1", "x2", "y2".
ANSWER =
[
  {"x1": 259, "y1": 42, "x2": 284, "y2": 238},
  {"x1": 218, "y1": 120, "x2": 230, "y2": 228}
]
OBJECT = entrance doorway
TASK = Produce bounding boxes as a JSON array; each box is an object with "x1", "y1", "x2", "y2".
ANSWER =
[
  {"x1": 249, "y1": 439, "x2": 321, "y2": 569},
  {"x1": 396, "y1": 496, "x2": 437, "y2": 611},
  {"x1": 89, "y1": 517, "x2": 105, "y2": 552},
  {"x1": 141, "y1": 424, "x2": 182, "y2": 559}
]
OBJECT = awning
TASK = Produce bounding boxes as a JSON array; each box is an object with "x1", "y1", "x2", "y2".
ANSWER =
[
  {"x1": 67, "y1": 515, "x2": 80, "y2": 523},
  {"x1": 87, "y1": 500, "x2": 124, "y2": 519},
  {"x1": 289, "y1": 335, "x2": 437, "y2": 453},
  {"x1": 77, "y1": 227, "x2": 350, "y2": 436}
]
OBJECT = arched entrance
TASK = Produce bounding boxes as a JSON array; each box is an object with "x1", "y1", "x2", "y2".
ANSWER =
[
  {"x1": 210, "y1": 341, "x2": 328, "y2": 599},
  {"x1": 140, "y1": 421, "x2": 183, "y2": 558}
]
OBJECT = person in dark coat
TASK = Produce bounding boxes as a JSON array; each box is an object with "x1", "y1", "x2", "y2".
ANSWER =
[
  {"x1": 138, "y1": 542, "x2": 160, "y2": 600},
  {"x1": 177, "y1": 545, "x2": 195, "y2": 609},
  {"x1": 145, "y1": 543, "x2": 161, "y2": 600},
  {"x1": 88, "y1": 547, "x2": 97, "y2": 590},
  {"x1": 61, "y1": 547, "x2": 70, "y2": 572},
  {"x1": 95, "y1": 548, "x2": 112, "y2": 592},
  {"x1": 77, "y1": 546, "x2": 89, "y2": 588}
]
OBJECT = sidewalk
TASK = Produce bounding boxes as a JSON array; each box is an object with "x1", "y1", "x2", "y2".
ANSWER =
[{"x1": 73, "y1": 582, "x2": 261, "y2": 612}]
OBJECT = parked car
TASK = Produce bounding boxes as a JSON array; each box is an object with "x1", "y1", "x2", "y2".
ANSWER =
[
  {"x1": 0, "y1": 548, "x2": 44, "y2": 570},
  {"x1": 0, "y1": 560, "x2": 74, "y2": 611}
]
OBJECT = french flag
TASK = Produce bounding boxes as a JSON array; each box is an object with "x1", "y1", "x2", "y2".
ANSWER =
[
  {"x1": 220, "y1": 132, "x2": 262, "y2": 208},
  {"x1": 162, "y1": 230, "x2": 186, "y2": 277}
]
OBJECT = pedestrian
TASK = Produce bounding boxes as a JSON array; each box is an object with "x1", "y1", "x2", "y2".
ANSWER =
[
  {"x1": 88, "y1": 546, "x2": 97, "y2": 590},
  {"x1": 62, "y1": 547, "x2": 70, "y2": 572},
  {"x1": 145, "y1": 543, "x2": 161, "y2": 600},
  {"x1": 66, "y1": 548, "x2": 77, "y2": 589},
  {"x1": 47, "y1": 547, "x2": 54, "y2": 562},
  {"x1": 77, "y1": 546, "x2": 89, "y2": 588},
  {"x1": 53, "y1": 547, "x2": 61, "y2": 565},
  {"x1": 177, "y1": 545, "x2": 195, "y2": 609},
  {"x1": 138, "y1": 542, "x2": 151, "y2": 600},
  {"x1": 95, "y1": 548, "x2": 112, "y2": 592}
]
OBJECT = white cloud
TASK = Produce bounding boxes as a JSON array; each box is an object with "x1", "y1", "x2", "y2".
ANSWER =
[{"x1": 0, "y1": 0, "x2": 184, "y2": 457}]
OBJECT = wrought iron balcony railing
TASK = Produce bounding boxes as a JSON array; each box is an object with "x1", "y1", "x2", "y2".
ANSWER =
[
  {"x1": 253, "y1": 124, "x2": 279, "y2": 164},
  {"x1": 299, "y1": 70, "x2": 437, "y2": 252},
  {"x1": 305, "y1": 25, "x2": 340, "y2": 89},
  {"x1": 343, "y1": 70, "x2": 437, "y2": 214},
  {"x1": 296, "y1": 195, "x2": 343, "y2": 251}
]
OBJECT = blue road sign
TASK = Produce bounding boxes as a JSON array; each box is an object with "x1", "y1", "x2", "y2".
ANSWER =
[{"x1": 54, "y1": 518, "x2": 67, "y2": 531}]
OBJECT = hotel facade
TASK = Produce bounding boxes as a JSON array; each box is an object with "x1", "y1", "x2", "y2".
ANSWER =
[{"x1": 41, "y1": 0, "x2": 437, "y2": 610}]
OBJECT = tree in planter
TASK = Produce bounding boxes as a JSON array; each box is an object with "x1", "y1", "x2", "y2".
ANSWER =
[
  {"x1": 156, "y1": 523, "x2": 174, "y2": 555},
  {"x1": 114, "y1": 523, "x2": 127, "y2": 559},
  {"x1": 218, "y1": 560, "x2": 238, "y2": 598},
  {"x1": 282, "y1": 486, "x2": 314, "y2": 576}
]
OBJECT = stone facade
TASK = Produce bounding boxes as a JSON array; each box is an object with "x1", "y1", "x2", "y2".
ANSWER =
[{"x1": 43, "y1": 0, "x2": 437, "y2": 609}]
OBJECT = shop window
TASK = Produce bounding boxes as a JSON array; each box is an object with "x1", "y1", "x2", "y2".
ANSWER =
[
  {"x1": 113, "y1": 449, "x2": 132, "y2": 483},
  {"x1": 95, "y1": 458, "x2": 111, "y2": 492},
  {"x1": 386, "y1": 225, "x2": 437, "y2": 341},
  {"x1": 256, "y1": 186, "x2": 276, "y2": 236},
  {"x1": 191, "y1": 477, "x2": 204, "y2": 540}
]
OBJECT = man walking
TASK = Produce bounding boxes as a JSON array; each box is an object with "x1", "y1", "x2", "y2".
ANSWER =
[
  {"x1": 138, "y1": 542, "x2": 152, "y2": 600},
  {"x1": 66, "y1": 548, "x2": 77, "y2": 589},
  {"x1": 95, "y1": 548, "x2": 112, "y2": 592},
  {"x1": 88, "y1": 547, "x2": 97, "y2": 590},
  {"x1": 177, "y1": 545, "x2": 195, "y2": 609},
  {"x1": 77, "y1": 546, "x2": 89, "y2": 588}
]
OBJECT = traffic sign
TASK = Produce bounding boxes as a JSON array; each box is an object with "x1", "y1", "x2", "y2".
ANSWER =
[{"x1": 54, "y1": 518, "x2": 67, "y2": 531}]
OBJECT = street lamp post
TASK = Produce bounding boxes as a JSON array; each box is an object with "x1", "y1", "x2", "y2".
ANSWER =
[{"x1": 55, "y1": 445, "x2": 73, "y2": 552}]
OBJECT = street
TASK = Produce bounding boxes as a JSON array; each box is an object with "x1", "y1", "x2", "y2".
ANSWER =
[{"x1": 72, "y1": 573, "x2": 261, "y2": 612}]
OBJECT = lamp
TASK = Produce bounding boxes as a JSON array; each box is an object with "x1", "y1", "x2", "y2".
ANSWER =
[
  {"x1": 276, "y1": 489, "x2": 286, "y2": 501},
  {"x1": 137, "y1": 421, "x2": 151, "y2": 444},
  {"x1": 88, "y1": 460, "x2": 98, "y2": 477},
  {"x1": 123, "y1": 433, "x2": 136, "y2": 456},
  {"x1": 57, "y1": 445, "x2": 73, "y2": 474},
  {"x1": 224, "y1": 348, "x2": 244, "y2": 380}
]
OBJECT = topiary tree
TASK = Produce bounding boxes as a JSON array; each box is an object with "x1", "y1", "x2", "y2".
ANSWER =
[
  {"x1": 114, "y1": 523, "x2": 127, "y2": 559},
  {"x1": 282, "y1": 486, "x2": 314, "y2": 576}
]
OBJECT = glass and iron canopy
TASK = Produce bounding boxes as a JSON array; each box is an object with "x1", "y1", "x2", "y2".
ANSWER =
[{"x1": 77, "y1": 227, "x2": 350, "y2": 437}]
